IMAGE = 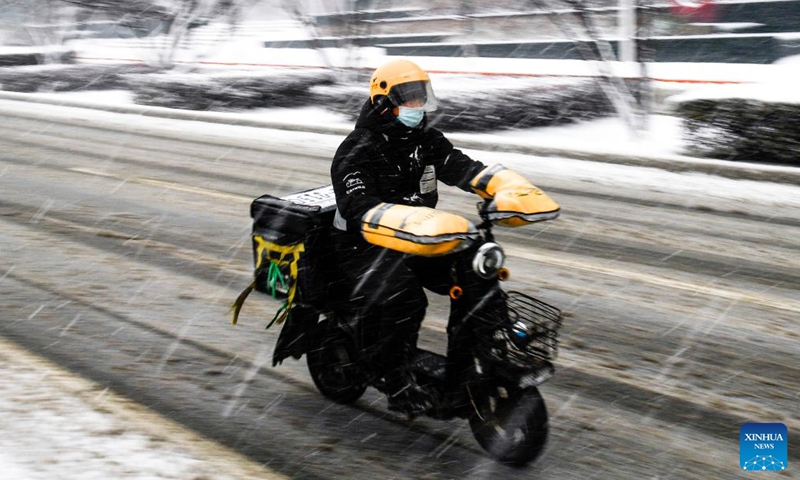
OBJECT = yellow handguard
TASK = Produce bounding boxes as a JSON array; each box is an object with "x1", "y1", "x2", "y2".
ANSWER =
[
  {"x1": 361, "y1": 203, "x2": 479, "y2": 256},
  {"x1": 470, "y1": 164, "x2": 560, "y2": 227}
]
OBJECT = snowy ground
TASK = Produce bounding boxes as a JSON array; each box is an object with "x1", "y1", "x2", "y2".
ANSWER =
[
  {"x1": 2, "y1": 92, "x2": 798, "y2": 478},
  {"x1": 0, "y1": 335, "x2": 284, "y2": 480}
]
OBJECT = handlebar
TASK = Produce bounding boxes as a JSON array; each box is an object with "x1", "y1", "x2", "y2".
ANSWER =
[{"x1": 475, "y1": 201, "x2": 496, "y2": 241}]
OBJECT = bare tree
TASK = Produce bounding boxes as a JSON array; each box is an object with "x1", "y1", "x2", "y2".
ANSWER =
[{"x1": 278, "y1": 0, "x2": 365, "y2": 82}]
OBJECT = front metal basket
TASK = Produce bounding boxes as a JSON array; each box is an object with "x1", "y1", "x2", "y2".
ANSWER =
[{"x1": 473, "y1": 291, "x2": 563, "y2": 371}]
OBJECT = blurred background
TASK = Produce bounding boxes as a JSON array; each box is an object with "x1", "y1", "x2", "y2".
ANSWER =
[{"x1": 1, "y1": 0, "x2": 799, "y2": 162}]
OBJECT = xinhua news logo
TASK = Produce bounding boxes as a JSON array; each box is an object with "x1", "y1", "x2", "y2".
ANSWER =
[{"x1": 740, "y1": 423, "x2": 788, "y2": 471}]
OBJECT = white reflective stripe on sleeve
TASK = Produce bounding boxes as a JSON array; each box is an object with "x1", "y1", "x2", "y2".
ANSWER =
[{"x1": 420, "y1": 165, "x2": 436, "y2": 194}]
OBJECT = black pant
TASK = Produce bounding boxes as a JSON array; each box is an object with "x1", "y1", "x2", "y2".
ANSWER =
[{"x1": 332, "y1": 231, "x2": 454, "y2": 383}]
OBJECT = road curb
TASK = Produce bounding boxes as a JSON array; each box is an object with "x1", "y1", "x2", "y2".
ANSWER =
[{"x1": 2, "y1": 90, "x2": 799, "y2": 186}]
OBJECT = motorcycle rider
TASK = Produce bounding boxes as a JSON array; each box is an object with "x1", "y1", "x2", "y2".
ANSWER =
[{"x1": 330, "y1": 59, "x2": 551, "y2": 415}]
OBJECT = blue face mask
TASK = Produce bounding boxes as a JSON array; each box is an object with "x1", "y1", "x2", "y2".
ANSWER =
[{"x1": 396, "y1": 106, "x2": 425, "y2": 128}]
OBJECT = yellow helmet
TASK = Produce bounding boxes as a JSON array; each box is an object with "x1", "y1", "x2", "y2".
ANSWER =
[{"x1": 369, "y1": 59, "x2": 438, "y2": 112}]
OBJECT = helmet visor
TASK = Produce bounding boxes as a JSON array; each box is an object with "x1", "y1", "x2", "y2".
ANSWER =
[{"x1": 388, "y1": 80, "x2": 438, "y2": 112}]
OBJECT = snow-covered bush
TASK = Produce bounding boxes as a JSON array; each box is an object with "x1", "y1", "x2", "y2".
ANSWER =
[
  {"x1": 673, "y1": 98, "x2": 799, "y2": 163},
  {"x1": 0, "y1": 53, "x2": 44, "y2": 68},
  {"x1": 0, "y1": 63, "x2": 156, "y2": 93},
  {"x1": 313, "y1": 75, "x2": 614, "y2": 132},
  {"x1": 0, "y1": 62, "x2": 613, "y2": 133},
  {"x1": 430, "y1": 76, "x2": 614, "y2": 132},
  {"x1": 124, "y1": 70, "x2": 335, "y2": 110},
  {"x1": 0, "y1": 48, "x2": 75, "y2": 68},
  {"x1": 671, "y1": 85, "x2": 800, "y2": 165}
]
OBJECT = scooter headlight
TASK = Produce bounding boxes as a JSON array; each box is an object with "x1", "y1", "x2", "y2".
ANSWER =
[{"x1": 472, "y1": 242, "x2": 505, "y2": 279}]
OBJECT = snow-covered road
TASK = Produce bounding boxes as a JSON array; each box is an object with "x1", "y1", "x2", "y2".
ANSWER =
[
  {"x1": 0, "y1": 336, "x2": 284, "y2": 480},
  {"x1": 0, "y1": 94, "x2": 798, "y2": 478}
]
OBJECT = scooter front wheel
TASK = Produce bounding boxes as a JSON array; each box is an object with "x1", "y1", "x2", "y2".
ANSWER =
[
  {"x1": 306, "y1": 320, "x2": 367, "y2": 404},
  {"x1": 468, "y1": 385, "x2": 549, "y2": 466}
]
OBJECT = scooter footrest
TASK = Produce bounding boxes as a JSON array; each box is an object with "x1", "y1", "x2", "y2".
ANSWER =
[{"x1": 408, "y1": 349, "x2": 447, "y2": 381}]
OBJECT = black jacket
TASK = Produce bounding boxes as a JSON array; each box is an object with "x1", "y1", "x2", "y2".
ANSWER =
[{"x1": 331, "y1": 99, "x2": 486, "y2": 233}]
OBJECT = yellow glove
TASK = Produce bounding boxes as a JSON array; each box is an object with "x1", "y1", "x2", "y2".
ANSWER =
[
  {"x1": 470, "y1": 165, "x2": 560, "y2": 227},
  {"x1": 361, "y1": 203, "x2": 478, "y2": 256}
]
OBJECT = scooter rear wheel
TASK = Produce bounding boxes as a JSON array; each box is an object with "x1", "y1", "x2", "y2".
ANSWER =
[
  {"x1": 468, "y1": 385, "x2": 548, "y2": 466},
  {"x1": 306, "y1": 320, "x2": 367, "y2": 404}
]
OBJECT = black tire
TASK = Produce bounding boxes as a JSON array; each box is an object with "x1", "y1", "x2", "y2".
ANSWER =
[
  {"x1": 306, "y1": 321, "x2": 367, "y2": 404},
  {"x1": 468, "y1": 385, "x2": 549, "y2": 466}
]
